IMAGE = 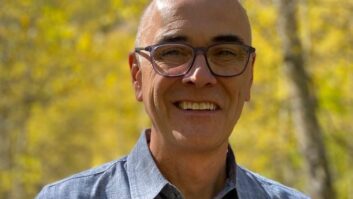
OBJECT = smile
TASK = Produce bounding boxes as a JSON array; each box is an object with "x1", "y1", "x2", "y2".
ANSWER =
[{"x1": 176, "y1": 101, "x2": 219, "y2": 111}]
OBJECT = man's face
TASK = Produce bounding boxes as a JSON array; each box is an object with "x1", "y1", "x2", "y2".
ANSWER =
[{"x1": 130, "y1": 0, "x2": 255, "y2": 152}]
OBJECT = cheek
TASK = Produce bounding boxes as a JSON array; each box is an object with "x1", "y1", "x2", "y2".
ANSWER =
[
  {"x1": 224, "y1": 80, "x2": 247, "y2": 118},
  {"x1": 139, "y1": 70, "x2": 155, "y2": 113},
  {"x1": 141, "y1": 72, "x2": 169, "y2": 115},
  {"x1": 141, "y1": 68, "x2": 157, "y2": 100},
  {"x1": 230, "y1": 90, "x2": 242, "y2": 112},
  {"x1": 233, "y1": 76, "x2": 251, "y2": 102}
]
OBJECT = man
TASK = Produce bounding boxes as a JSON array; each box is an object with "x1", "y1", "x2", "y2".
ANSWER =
[{"x1": 37, "y1": 0, "x2": 310, "y2": 198}]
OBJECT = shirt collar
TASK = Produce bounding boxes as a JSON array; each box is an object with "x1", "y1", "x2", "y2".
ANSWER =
[
  {"x1": 127, "y1": 129, "x2": 169, "y2": 199},
  {"x1": 236, "y1": 166, "x2": 269, "y2": 199},
  {"x1": 127, "y1": 129, "x2": 244, "y2": 199},
  {"x1": 213, "y1": 147, "x2": 238, "y2": 199}
]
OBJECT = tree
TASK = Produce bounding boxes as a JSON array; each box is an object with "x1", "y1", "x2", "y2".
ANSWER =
[
  {"x1": 1, "y1": 0, "x2": 351, "y2": 198},
  {"x1": 0, "y1": 0, "x2": 148, "y2": 198},
  {"x1": 276, "y1": 0, "x2": 335, "y2": 198}
]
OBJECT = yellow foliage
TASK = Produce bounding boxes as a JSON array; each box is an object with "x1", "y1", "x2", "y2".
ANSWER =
[{"x1": 0, "y1": 0, "x2": 352, "y2": 198}]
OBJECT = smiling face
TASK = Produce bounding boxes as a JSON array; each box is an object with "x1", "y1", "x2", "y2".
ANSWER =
[{"x1": 130, "y1": 0, "x2": 255, "y2": 153}]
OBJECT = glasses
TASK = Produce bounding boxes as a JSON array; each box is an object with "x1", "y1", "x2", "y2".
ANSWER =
[{"x1": 135, "y1": 42, "x2": 255, "y2": 77}]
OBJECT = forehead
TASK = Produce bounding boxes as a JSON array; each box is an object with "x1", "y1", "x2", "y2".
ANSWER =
[{"x1": 143, "y1": 0, "x2": 251, "y2": 46}]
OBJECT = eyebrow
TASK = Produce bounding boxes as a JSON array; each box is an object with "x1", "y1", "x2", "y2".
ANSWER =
[
  {"x1": 212, "y1": 35, "x2": 245, "y2": 44},
  {"x1": 157, "y1": 34, "x2": 245, "y2": 45},
  {"x1": 157, "y1": 35, "x2": 188, "y2": 43}
]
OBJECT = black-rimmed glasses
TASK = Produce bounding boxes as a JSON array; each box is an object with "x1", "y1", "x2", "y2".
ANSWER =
[{"x1": 135, "y1": 43, "x2": 255, "y2": 77}]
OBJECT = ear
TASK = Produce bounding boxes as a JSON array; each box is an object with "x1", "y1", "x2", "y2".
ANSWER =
[
  {"x1": 245, "y1": 53, "x2": 256, "y2": 101},
  {"x1": 129, "y1": 52, "x2": 143, "y2": 101}
]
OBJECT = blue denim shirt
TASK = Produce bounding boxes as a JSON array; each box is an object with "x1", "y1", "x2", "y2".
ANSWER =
[{"x1": 36, "y1": 130, "x2": 310, "y2": 199}]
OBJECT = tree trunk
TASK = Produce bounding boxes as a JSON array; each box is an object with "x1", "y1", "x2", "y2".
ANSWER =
[
  {"x1": 276, "y1": 0, "x2": 335, "y2": 198},
  {"x1": 0, "y1": 115, "x2": 11, "y2": 199}
]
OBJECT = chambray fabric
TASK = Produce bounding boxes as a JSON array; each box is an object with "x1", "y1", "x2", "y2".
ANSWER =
[{"x1": 36, "y1": 130, "x2": 310, "y2": 199}]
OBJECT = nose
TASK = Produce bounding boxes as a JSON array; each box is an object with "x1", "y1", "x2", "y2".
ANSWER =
[{"x1": 182, "y1": 54, "x2": 217, "y2": 87}]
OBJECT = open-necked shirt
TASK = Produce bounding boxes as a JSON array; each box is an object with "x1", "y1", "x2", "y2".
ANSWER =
[{"x1": 36, "y1": 130, "x2": 310, "y2": 199}]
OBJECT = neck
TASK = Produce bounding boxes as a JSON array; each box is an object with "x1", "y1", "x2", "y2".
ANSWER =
[{"x1": 149, "y1": 131, "x2": 229, "y2": 199}]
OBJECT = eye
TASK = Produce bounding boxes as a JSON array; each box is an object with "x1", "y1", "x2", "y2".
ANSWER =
[
  {"x1": 210, "y1": 49, "x2": 239, "y2": 61},
  {"x1": 208, "y1": 44, "x2": 248, "y2": 65},
  {"x1": 214, "y1": 49, "x2": 237, "y2": 57},
  {"x1": 160, "y1": 48, "x2": 185, "y2": 57},
  {"x1": 153, "y1": 45, "x2": 192, "y2": 64},
  {"x1": 210, "y1": 48, "x2": 240, "y2": 60}
]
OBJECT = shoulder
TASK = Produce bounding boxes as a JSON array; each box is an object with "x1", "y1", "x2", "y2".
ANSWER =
[
  {"x1": 237, "y1": 166, "x2": 310, "y2": 199},
  {"x1": 36, "y1": 157, "x2": 131, "y2": 199}
]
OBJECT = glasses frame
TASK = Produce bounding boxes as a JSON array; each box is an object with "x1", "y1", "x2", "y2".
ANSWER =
[{"x1": 135, "y1": 42, "x2": 256, "y2": 77}]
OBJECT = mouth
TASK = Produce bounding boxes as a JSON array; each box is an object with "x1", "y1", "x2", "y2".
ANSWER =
[{"x1": 174, "y1": 101, "x2": 220, "y2": 111}]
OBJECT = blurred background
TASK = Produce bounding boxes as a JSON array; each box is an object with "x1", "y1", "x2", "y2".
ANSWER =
[{"x1": 0, "y1": 0, "x2": 352, "y2": 198}]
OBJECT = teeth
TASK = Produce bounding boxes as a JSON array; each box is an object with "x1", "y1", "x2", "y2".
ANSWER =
[{"x1": 178, "y1": 101, "x2": 217, "y2": 111}]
